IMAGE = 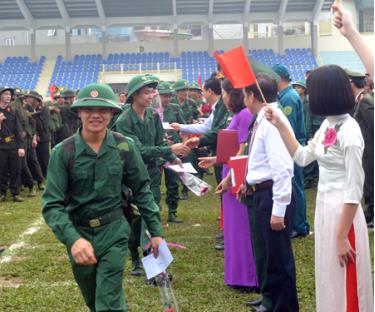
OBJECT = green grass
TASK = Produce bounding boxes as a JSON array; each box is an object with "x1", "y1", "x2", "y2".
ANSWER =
[{"x1": 0, "y1": 176, "x2": 373, "y2": 312}]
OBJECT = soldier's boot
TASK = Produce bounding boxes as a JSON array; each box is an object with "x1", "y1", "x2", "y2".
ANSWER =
[
  {"x1": 37, "y1": 182, "x2": 45, "y2": 191},
  {"x1": 179, "y1": 189, "x2": 188, "y2": 200},
  {"x1": 0, "y1": 192, "x2": 6, "y2": 202},
  {"x1": 167, "y1": 213, "x2": 183, "y2": 224},
  {"x1": 13, "y1": 195, "x2": 24, "y2": 202},
  {"x1": 28, "y1": 186, "x2": 37, "y2": 197},
  {"x1": 130, "y1": 257, "x2": 144, "y2": 276}
]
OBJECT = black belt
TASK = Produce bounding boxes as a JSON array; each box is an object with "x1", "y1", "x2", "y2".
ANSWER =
[
  {"x1": 72, "y1": 209, "x2": 123, "y2": 228},
  {"x1": 246, "y1": 180, "x2": 273, "y2": 197},
  {"x1": 0, "y1": 135, "x2": 15, "y2": 143}
]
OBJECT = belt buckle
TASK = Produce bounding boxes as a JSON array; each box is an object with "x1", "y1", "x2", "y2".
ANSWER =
[
  {"x1": 251, "y1": 184, "x2": 257, "y2": 192},
  {"x1": 5, "y1": 137, "x2": 11, "y2": 143},
  {"x1": 89, "y1": 218, "x2": 101, "y2": 228}
]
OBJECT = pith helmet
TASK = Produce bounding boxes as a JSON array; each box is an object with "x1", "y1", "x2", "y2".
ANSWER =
[
  {"x1": 127, "y1": 75, "x2": 159, "y2": 101},
  {"x1": 24, "y1": 90, "x2": 43, "y2": 102},
  {"x1": 157, "y1": 81, "x2": 174, "y2": 95},
  {"x1": 71, "y1": 83, "x2": 122, "y2": 112},
  {"x1": 292, "y1": 80, "x2": 306, "y2": 90},
  {"x1": 189, "y1": 82, "x2": 202, "y2": 91},
  {"x1": 0, "y1": 86, "x2": 14, "y2": 97},
  {"x1": 173, "y1": 80, "x2": 190, "y2": 91}
]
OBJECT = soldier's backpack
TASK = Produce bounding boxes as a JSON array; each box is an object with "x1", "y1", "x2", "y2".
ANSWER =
[{"x1": 62, "y1": 131, "x2": 140, "y2": 223}]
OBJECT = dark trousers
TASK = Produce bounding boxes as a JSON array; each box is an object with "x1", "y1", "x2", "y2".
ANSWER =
[
  {"x1": 28, "y1": 147, "x2": 43, "y2": 184},
  {"x1": 20, "y1": 147, "x2": 34, "y2": 189},
  {"x1": 363, "y1": 154, "x2": 374, "y2": 222},
  {"x1": 164, "y1": 168, "x2": 179, "y2": 214},
  {"x1": 0, "y1": 148, "x2": 21, "y2": 195},
  {"x1": 251, "y1": 188, "x2": 299, "y2": 312},
  {"x1": 36, "y1": 141, "x2": 50, "y2": 178}
]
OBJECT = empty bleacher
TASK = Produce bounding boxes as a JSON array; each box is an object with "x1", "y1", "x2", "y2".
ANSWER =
[
  {"x1": 0, "y1": 56, "x2": 45, "y2": 91},
  {"x1": 320, "y1": 51, "x2": 366, "y2": 73}
]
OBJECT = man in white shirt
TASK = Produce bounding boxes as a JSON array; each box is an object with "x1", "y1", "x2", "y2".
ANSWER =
[{"x1": 241, "y1": 73, "x2": 299, "y2": 312}]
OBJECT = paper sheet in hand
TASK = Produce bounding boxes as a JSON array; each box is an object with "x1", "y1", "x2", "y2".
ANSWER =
[
  {"x1": 162, "y1": 122, "x2": 173, "y2": 130},
  {"x1": 141, "y1": 240, "x2": 174, "y2": 280},
  {"x1": 167, "y1": 162, "x2": 197, "y2": 174}
]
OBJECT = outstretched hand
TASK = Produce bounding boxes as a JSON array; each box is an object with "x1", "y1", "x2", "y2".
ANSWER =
[
  {"x1": 332, "y1": 0, "x2": 356, "y2": 38},
  {"x1": 198, "y1": 156, "x2": 216, "y2": 169},
  {"x1": 184, "y1": 137, "x2": 200, "y2": 149},
  {"x1": 264, "y1": 104, "x2": 283, "y2": 128}
]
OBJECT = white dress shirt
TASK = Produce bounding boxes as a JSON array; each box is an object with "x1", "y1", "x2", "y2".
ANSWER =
[
  {"x1": 246, "y1": 102, "x2": 295, "y2": 217},
  {"x1": 179, "y1": 101, "x2": 217, "y2": 134}
]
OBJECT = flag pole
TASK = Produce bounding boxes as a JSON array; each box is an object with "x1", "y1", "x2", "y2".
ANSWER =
[{"x1": 255, "y1": 79, "x2": 268, "y2": 105}]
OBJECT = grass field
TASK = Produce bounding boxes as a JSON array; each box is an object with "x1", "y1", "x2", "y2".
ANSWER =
[{"x1": 0, "y1": 175, "x2": 373, "y2": 312}]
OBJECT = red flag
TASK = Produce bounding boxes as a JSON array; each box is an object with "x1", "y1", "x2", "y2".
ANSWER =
[
  {"x1": 49, "y1": 84, "x2": 57, "y2": 101},
  {"x1": 213, "y1": 46, "x2": 256, "y2": 88},
  {"x1": 197, "y1": 73, "x2": 202, "y2": 87}
]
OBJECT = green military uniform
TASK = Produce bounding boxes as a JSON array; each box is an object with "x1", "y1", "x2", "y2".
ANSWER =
[
  {"x1": 24, "y1": 91, "x2": 51, "y2": 178},
  {"x1": 48, "y1": 90, "x2": 63, "y2": 148},
  {"x1": 0, "y1": 87, "x2": 25, "y2": 201},
  {"x1": 158, "y1": 82, "x2": 186, "y2": 221},
  {"x1": 55, "y1": 90, "x2": 81, "y2": 144},
  {"x1": 42, "y1": 83, "x2": 163, "y2": 312},
  {"x1": 172, "y1": 80, "x2": 200, "y2": 123}
]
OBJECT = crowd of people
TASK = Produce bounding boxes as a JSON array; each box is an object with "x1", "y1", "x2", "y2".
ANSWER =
[{"x1": 0, "y1": 1, "x2": 373, "y2": 311}]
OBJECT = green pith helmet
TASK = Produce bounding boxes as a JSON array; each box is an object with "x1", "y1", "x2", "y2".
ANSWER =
[
  {"x1": 345, "y1": 69, "x2": 366, "y2": 79},
  {"x1": 157, "y1": 81, "x2": 174, "y2": 95},
  {"x1": 14, "y1": 87, "x2": 24, "y2": 98},
  {"x1": 25, "y1": 90, "x2": 43, "y2": 102},
  {"x1": 71, "y1": 83, "x2": 122, "y2": 112},
  {"x1": 189, "y1": 82, "x2": 202, "y2": 91},
  {"x1": 61, "y1": 89, "x2": 76, "y2": 98},
  {"x1": 145, "y1": 73, "x2": 160, "y2": 83},
  {"x1": 292, "y1": 80, "x2": 306, "y2": 90},
  {"x1": 173, "y1": 79, "x2": 190, "y2": 91},
  {"x1": 127, "y1": 74, "x2": 159, "y2": 102},
  {"x1": 0, "y1": 86, "x2": 14, "y2": 97},
  {"x1": 272, "y1": 64, "x2": 291, "y2": 81}
]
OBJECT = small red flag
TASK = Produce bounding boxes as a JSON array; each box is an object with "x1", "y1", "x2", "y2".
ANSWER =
[
  {"x1": 197, "y1": 73, "x2": 202, "y2": 87},
  {"x1": 213, "y1": 46, "x2": 256, "y2": 88},
  {"x1": 49, "y1": 84, "x2": 57, "y2": 101}
]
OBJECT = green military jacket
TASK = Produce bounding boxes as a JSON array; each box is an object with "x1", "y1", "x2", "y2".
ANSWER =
[
  {"x1": 46, "y1": 101, "x2": 63, "y2": 134},
  {"x1": 162, "y1": 103, "x2": 186, "y2": 143},
  {"x1": 115, "y1": 106, "x2": 177, "y2": 165},
  {"x1": 42, "y1": 130, "x2": 163, "y2": 248},
  {"x1": 198, "y1": 97, "x2": 230, "y2": 151},
  {"x1": 57, "y1": 104, "x2": 81, "y2": 140},
  {"x1": 11, "y1": 99, "x2": 35, "y2": 145},
  {"x1": 0, "y1": 104, "x2": 24, "y2": 150},
  {"x1": 173, "y1": 97, "x2": 199, "y2": 124}
]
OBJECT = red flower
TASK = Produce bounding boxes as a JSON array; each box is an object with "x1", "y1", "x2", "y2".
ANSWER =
[{"x1": 323, "y1": 128, "x2": 337, "y2": 147}]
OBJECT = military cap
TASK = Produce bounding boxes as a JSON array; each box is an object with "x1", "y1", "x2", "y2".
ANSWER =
[
  {"x1": 157, "y1": 81, "x2": 174, "y2": 95},
  {"x1": 24, "y1": 90, "x2": 43, "y2": 102},
  {"x1": 127, "y1": 75, "x2": 159, "y2": 101},
  {"x1": 53, "y1": 90, "x2": 61, "y2": 98},
  {"x1": 0, "y1": 86, "x2": 14, "y2": 97},
  {"x1": 173, "y1": 79, "x2": 190, "y2": 91},
  {"x1": 71, "y1": 83, "x2": 122, "y2": 113},
  {"x1": 272, "y1": 64, "x2": 291, "y2": 80},
  {"x1": 292, "y1": 80, "x2": 306, "y2": 90},
  {"x1": 14, "y1": 87, "x2": 24, "y2": 98},
  {"x1": 145, "y1": 74, "x2": 160, "y2": 83},
  {"x1": 189, "y1": 82, "x2": 202, "y2": 91},
  {"x1": 61, "y1": 89, "x2": 76, "y2": 98},
  {"x1": 345, "y1": 69, "x2": 366, "y2": 79}
]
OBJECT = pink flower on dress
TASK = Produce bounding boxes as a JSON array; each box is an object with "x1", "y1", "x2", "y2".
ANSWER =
[
  {"x1": 322, "y1": 123, "x2": 342, "y2": 154},
  {"x1": 323, "y1": 128, "x2": 337, "y2": 147}
]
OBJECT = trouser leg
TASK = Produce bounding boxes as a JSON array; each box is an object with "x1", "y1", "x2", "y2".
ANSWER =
[
  {"x1": 164, "y1": 168, "x2": 179, "y2": 214},
  {"x1": 8, "y1": 149, "x2": 21, "y2": 195},
  {"x1": 292, "y1": 166, "x2": 309, "y2": 235},
  {"x1": 363, "y1": 155, "x2": 374, "y2": 222},
  {"x1": 20, "y1": 147, "x2": 34, "y2": 189},
  {"x1": 36, "y1": 141, "x2": 50, "y2": 178},
  {"x1": 28, "y1": 147, "x2": 43, "y2": 183},
  {"x1": 147, "y1": 166, "x2": 162, "y2": 210},
  {"x1": 0, "y1": 149, "x2": 10, "y2": 194}
]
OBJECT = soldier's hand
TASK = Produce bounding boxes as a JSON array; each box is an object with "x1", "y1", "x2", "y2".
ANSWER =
[
  {"x1": 18, "y1": 149, "x2": 25, "y2": 158},
  {"x1": 0, "y1": 112, "x2": 5, "y2": 124},
  {"x1": 171, "y1": 158, "x2": 183, "y2": 167},
  {"x1": 71, "y1": 238, "x2": 97, "y2": 265},
  {"x1": 150, "y1": 237, "x2": 163, "y2": 258},
  {"x1": 171, "y1": 143, "x2": 191, "y2": 157},
  {"x1": 184, "y1": 137, "x2": 200, "y2": 149},
  {"x1": 170, "y1": 123, "x2": 181, "y2": 131},
  {"x1": 198, "y1": 156, "x2": 216, "y2": 169},
  {"x1": 32, "y1": 139, "x2": 38, "y2": 148}
]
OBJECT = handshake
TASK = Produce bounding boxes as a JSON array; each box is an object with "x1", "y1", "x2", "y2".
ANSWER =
[
  {"x1": 169, "y1": 135, "x2": 200, "y2": 158},
  {"x1": 169, "y1": 122, "x2": 201, "y2": 151}
]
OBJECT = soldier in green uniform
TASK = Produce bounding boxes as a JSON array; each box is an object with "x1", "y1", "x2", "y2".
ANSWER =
[
  {"x1": 347, "y1": 69, "x2": 374, "y2": 227},
  {"x1": 172, "y1": 79, "x2": 200, "y2": 123},
  {"x1": 24, "y1": 91, "x2": 51, "y2": 178},
  {"x1": 189, "y1": 82, "x2": 205, "y2": 108},
  {"x1": 115, "y1": 75, "x2": 190, "y2": 275},
  {"x1": 157, "y1": 81, "x2": 186, "y2": 223},
  {"x1": 0, "y1": 87, "x2": 25, "y2": 202},
  {"x1": 42, "y1": 83, "x2": 163, "y2": 312},
  {"x1": 49, "y1": 90, "x2": 63, "y2": 148},
  {"x1": 55, "y1": 90, "x2": 80, "y2": 144},
  {"x1": 11, "y1": 89, "x2": 38, "y2": 197}
]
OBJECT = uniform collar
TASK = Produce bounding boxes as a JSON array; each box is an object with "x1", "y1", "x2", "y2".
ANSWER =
[
  {"x1": 129, "y1": 105, "x2": 153, "y2": 124},
  {"x1": 278, "y1": 85, "x2": 292, "y2": 99}
]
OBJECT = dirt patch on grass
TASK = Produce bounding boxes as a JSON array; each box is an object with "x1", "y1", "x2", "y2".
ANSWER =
[{"x1": 0, "y1": 276, "x2": 23, "y2": 288}]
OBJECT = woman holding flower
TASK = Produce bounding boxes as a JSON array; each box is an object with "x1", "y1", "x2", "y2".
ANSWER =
[{"x1": 264, "y1": 65, "x2": 373, "y2": 311}]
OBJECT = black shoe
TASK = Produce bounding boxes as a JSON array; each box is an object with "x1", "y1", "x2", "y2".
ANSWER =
[
  {"x1": 214, "y1": 241, "x2": 224, "y2": 251},
  {"x1": 250, "y1": 305, "x2": 271, "y2": 312},
  {"x1": 0, "y1": 247, "x2": 4, "y2": 254},
  {"x1": 38, "y1": 183, "x2": 45, "y2": 191},
  {"x1": 179, "y1": 192, "x2": 188, "y2": 200},
  {"x1": 290, "y1": 230, "x2": 306, "y2": 239},
  {"x1": 0, "y1": 194, "x2": 6, "y2": 202},
  {"x1": 167, "y1": 213, "x2": 183, "y2": 223},
  {"x1": 130, "y1": 258, "x2": 143, "y2": 276},
  {"x1": 367, "y1": 220, "x2": 374, "y2": 229},
  {"x1": 28, "y1": 186, "x2": 37, "y2": 197},
  {"x1": 245, "y1": 296, "x2": 263, "y2": 307},
  {"x1": 13, "y1": 195, "x2": 24, "y2": 202},
  {"x1": 215, "y1": 232, "x2": 224, "y2": 240}
]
